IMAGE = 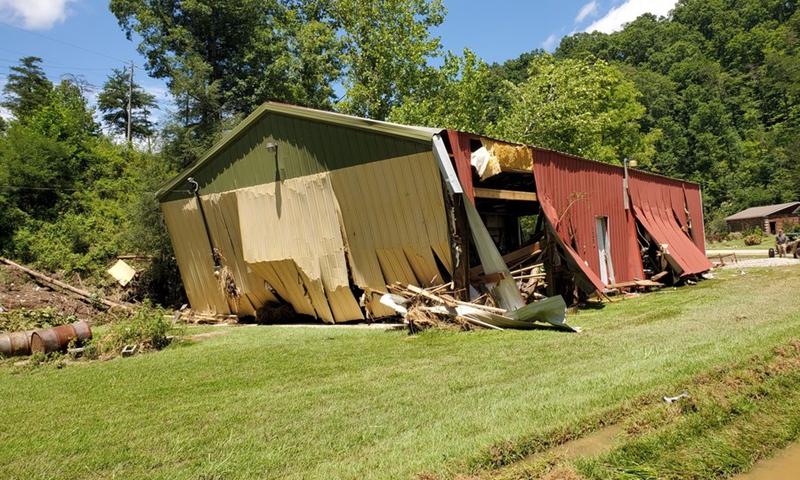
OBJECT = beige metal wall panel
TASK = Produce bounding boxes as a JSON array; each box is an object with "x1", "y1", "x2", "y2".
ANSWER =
[
  {"x1": 199, "y1": 192, "x2": 279, "y2": 316},
  {"x1": 325, "y1": 285, "x2": 365, "y2": 322},
  {"x1": 248, "y1": 261, "x2": 317, "y2": 317},
  {"x1": 330, "y1": 152, "x2": 451, "y2": 319},
  {"x1": 236, "y1": 173, "x2": 351, "y2": 288},
  {"x1": 236, "y1": 173, "x2": 364, "y2": 322},
  {"x1": 161, "y1": 198, "x2": 231, "y2": 315},
  {"x1": 248, "y1": 259, "x2": 364, "y2": 322}
]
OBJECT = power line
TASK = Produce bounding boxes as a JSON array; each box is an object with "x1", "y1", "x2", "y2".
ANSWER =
[
  {"x1": 0, "y1": 184, "x2": 156, "y2": 194},
  {"x1": 0, "y1": 20, "x2": 129, "y2": 64},
  {"x1": 0, "y1": 59, "x2": 115, "y2": 72}
]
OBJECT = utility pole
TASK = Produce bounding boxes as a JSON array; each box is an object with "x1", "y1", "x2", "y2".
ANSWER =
[{"x1": 127, "y1": 61, "x2": 134, "y2": 143}]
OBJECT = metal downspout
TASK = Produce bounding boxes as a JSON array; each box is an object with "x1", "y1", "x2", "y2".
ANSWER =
[{"x1": 188, "y1": 177, "x2": 221, "y2": 274}]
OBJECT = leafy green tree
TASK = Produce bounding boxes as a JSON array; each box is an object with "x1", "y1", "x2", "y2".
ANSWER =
[
  {"x1": 110, "y1": 1, "x2": 340, "y2": 122},
  {"x1": 335, "y1": 0, "x2": 446, "y2": 120},
  {"x1": 97, "y1": 68, "x2": 158, "y2": 141},
  {"x1": 0, "y1": 78, "x2": 99, "y2": 222},
  {"x1": 493, "y1": 55, "x2": 649, "y2": 164},
  {"x1": 1, "y1": 57, "x2": 53, "y2": 121},
  {"x1": 388, "y1": 49, "x2": 493, "y2": 133}
]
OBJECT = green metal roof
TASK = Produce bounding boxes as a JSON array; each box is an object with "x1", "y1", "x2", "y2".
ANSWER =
[{"x1": 156, "y1": 103, "x2": 442, "y2": 202}]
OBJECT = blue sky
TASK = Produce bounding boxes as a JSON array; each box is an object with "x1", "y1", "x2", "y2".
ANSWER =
[{"x1": 0, "y1": 0, "x2": 677, "y2": 125}]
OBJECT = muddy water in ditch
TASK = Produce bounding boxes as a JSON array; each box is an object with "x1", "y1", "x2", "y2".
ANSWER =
[
  {"x1": 546, "y1": 425, "x2": 623, "y2": 458},
  {"x1": 731, "y1": 443, "x2": 800, "y2": 480}
]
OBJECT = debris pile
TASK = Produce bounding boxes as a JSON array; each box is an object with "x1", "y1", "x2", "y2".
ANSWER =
[{"x1": 377, "y1": 280, "x2": 579, "y2": 333}]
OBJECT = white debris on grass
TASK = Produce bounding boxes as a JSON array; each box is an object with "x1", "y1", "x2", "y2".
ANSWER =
[{"x1": 720, "y1": 258, "x2": 800, "y2": 269}]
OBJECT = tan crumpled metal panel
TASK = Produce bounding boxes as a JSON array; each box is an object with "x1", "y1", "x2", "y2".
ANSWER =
[
  {"x1": 236, "y1": 173, "x2": 363, "y2": 323},
  {"x1": 161, "y1": 198, "x2": 231, "y2": 315},
  {"x1": 331, "y1": 153, "x2": 451, "y2": 317},
  {"x1": 199, "y1": 192, "x2": 279, "y2": 315}
]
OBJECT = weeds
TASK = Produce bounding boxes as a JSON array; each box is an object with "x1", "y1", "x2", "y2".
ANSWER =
[
  {"x1": 95, "y1": 302, "x2": 176, "y2": 355},
  {"x1": 0, "y1": 307, "x2": 76, "y2": 333}
]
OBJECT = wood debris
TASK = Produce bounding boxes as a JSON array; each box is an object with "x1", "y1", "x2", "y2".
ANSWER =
[{"x1": 383, "y1": 281, "x2": 578, "y2": 333}]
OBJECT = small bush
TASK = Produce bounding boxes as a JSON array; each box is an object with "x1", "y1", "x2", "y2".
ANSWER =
[
  {"x1": 97, "y1": 302, "x2": 174, "y2": 355},
  {"x1": 743, "y1": 235, "x2": 762, "y2": 246},
  {"x1": 729, "y1": 232, "x2": 744, "y2": 240}
]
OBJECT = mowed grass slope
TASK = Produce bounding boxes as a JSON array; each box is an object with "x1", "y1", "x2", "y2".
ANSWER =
[{"x1": 1, "y1": 267, "x2": 799, "y2": 480}]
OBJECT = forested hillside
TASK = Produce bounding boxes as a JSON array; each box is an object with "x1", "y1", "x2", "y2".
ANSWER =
[
  {"x1": 0, "y1": 0, "x2": 797, "y2": 305},
  {"x1": 395, "y1": 0, "x2": 800, "y2": 231}
]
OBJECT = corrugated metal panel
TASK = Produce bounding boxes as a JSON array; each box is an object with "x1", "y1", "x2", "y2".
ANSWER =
[
  {"x1": 532, "y1": 148, "x2": 643, "y2": 288},
  {"x1": 200, "y1": 192, "x2": 280, "y2": 315},
  {"x1": 447, "y1": 130, "x2": 474, "y2": 204},
  {"x1": 684, "y1": 184, "x2": 706, "y2": 252},
  {"x1": 331, "y1": 151, "x2": 452, "y2": 316},
  {"x1": 158, "y1": 103, "x2": 438, "y2": 202},
  {"x1": 236, "y1": 173, "x2": 362, "y2": 323},
  {"x1": 629, "y1": 172, "x2": 713, "y2": 276},
  {"x1": 161, "y1": 198, "x2": 231, "y2": 315}
]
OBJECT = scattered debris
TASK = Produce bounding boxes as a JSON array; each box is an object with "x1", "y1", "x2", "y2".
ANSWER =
[
  {"x1": 107, "y1": 259, "x2": 136, "y2": 287},
  {"x1": 217, "y1": 265, "x2": 241, "y2": 302},
  {"x1": 382, "y1": 282, "x2": 579, "y2": 333},
  {"x1": 1, "y1": 257, "x2": 134, "y2": 311},
  {"x1": 121, "y1": 344, "x2": 138, "y2": 357},
  {"x1": 663, "y1": 391, "x2": 688, "y2": 403}
]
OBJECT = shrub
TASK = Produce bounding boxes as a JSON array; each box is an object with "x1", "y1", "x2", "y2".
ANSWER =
[
  {"x1": 729, "y1": 232, "x2": 744, "y2": 240},
  {"x1": 743, "y1": 235, "x2": 762, "y2": 246},
  {"x1": 0, "y1": 307, "x2": 76, "y2": 333},
  {"x1": 97, "y1": 302, "x2": 174, "y2": 355}
]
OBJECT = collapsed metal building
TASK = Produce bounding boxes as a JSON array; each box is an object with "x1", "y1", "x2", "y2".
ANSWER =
[{"x1": 156, "y1": 103, "x2": 712, "y2": 322}]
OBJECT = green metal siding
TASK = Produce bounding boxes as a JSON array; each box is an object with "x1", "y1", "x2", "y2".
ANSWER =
[{"x1": 159, "y1": 105, "x2": 436, "y2": 202}]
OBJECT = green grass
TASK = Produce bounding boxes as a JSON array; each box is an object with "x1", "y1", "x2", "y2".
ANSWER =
[
  {"x1": 706, "y1": 234, "x2": 775, "y2": 250},
  {"x1": 1, "y1": 267, "x2": 799, "y2": 479}
]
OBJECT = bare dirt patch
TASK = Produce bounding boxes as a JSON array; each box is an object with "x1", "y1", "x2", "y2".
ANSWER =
[{"x1": 0, "y1": 265, "x2": 98, "y2": 319}]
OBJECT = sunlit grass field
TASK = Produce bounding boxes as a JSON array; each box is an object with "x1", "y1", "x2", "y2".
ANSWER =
[{"x1": 1, "y1": 266, "x2": 799, "y2": 479}]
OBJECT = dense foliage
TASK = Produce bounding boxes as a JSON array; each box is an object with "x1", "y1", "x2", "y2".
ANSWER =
[
  {"x1": 395, "y1": 0, "x2": 800, "y2": 224},
  {"x1": 0, "y1": 57, "x2": 181, "y2": 304}
]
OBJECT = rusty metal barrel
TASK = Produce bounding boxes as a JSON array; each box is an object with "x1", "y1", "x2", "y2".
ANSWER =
[
  {"x1": 0, "y1": 330, "x2": 34, "y2": 357},
  {"x1": 30, "y1": 321, "x2": 92, "y2": 355}
]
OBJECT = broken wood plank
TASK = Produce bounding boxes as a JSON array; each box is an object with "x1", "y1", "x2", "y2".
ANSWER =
[
  {"x1": 473, "y1": 187, "x2": 537, "y2": 202},
  {"x1": 471, "y1": 245, "x2": 540, "y2": 277},
  {"x1": 404, "y1": 284, "x2": 508, "y2": 314},
  {"x1": 650, "y1": 270, "x2": 669, "y2": 282},
  {"x1": 0, "y1": 257, "x2": 133, "y2": 311},
  {"x1": 509, "y1": 262, "x2": 543, "y2": 276}
]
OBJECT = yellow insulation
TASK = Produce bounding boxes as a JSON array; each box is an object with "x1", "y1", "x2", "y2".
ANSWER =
[{"x1": 483, "y1": 140, "x2": 534, "y2": 172}]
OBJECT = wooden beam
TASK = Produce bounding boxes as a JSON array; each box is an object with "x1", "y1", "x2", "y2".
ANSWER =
[{"x1": 474, "y1": 187, "x2": 537, "y2": 202}]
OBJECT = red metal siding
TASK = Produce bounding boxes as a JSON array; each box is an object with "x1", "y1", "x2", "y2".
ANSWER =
[
  {"x1": 684, "y1": 184, "x2": 706, "y2": 252},
  {"x1": 532, "y1": 148, "x2": 643, "y2": 287},
  {"x1": 629, "y1": 172, "x2": 712, "y2": 276},
  {"x1": 446, "y1": 130, "x2": 475, "y2": 204}
]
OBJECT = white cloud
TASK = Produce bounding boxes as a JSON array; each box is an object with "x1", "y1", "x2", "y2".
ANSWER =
[
  {"x1": 542, "y1": 34, "x2": 559, "y2": 51},
  {"x1": 585, "y1": 0, "x2": 677, "y2": 34},
  {"x1": 0, "y1": 0, "x2": 77, "y2": 30},
  {"x1": 575, "y1": 1, "x2": 600, "y2": 24}
]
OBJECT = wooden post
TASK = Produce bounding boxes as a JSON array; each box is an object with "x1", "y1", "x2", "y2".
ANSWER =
[
  {"x1": 545, "y1": 229, "x2": 557, "y2": 298},
  {"x1": 446, "y1": 192, "x2": 471, "y2": 301}
]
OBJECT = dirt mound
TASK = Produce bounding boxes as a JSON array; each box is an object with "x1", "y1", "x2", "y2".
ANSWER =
[{"x1": 0, "y1": 265, "x2": 98, "y2": 319}]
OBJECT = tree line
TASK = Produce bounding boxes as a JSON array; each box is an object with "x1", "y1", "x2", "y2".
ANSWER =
[{"x1": 0, "y1": 0, "x2": 797, "y2": 305}]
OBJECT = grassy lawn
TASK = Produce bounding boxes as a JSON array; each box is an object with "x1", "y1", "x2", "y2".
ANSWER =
[
  {"x1": 706, "y1": 234, "x2": 775, "y2": 250},
  {"x1": 1, "y1": 266, "x2": 799, "y2": 479}
]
